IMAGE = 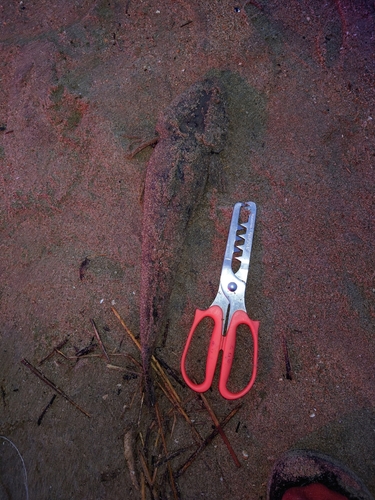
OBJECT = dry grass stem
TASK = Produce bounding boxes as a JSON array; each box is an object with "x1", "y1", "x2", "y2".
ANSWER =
[
  {"x1": 156, "y1": 381, "x2": 202, "y2": 444},
  {"x1": 137, "y1": 392, "x2": 145, "y2": 428},
  {"x1": 199, "y1": 393, "x2": 241, "y2": 467},
  {"x1": 91, "y1": 319, "x2": 110, "y2": 362},
  {"x1": 151, "y1": 360, "x2": 181, "y2": 403},
  {"x1": 155, "y1": 402, "x2": 179, "y2": 500},
  {"x1": 112, "y1": 307, "x2": 142, "y2": 350},
  {"x1": 106, "y1": 364, "x2": 140, "y2": 376},
  {"x1": 139, "y1": 448, "x2": 157, "y2": 498},
  {"x1": 55, "y1": 349, "x2": 69, "y2": 360},
  {"x1": 39, "y1": 338, "x2": 69, "y2": 365},
  {"x1": 21, "y1": 358, "x2": 91, "y2": 418},
  {"x1": 154, "y1": 446, "x2": 193, "y2": 467},
  {"x1": 176, "y1": 403, "x2": 242, "y2": 477},
  {"x1": 141, "y1": 472, "x2": 146, "y2": 500}
]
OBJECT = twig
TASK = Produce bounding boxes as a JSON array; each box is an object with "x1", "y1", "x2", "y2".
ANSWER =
[
  {"x1": 39, "y1": 338, "x2": 69, "y2": 365},
  {"x1": 137, "y1": 392, "x2": 145, "y2": 428},
  {"x1": 125, "y1": 353, "x2": 143, "y2": 371},
  {"x1": 21, "y1": 359, "x2": 91, "y2": 418},
  {"x1": 91, "y1": 319, "x2": 110, "y2": 362},
  {"x1": 282, "y1": 336, "x2": 293, "y2": 380},
  {"x1": 152, "y1": 359, "x2": 181, "y2": 403},
  {"x1": 140, "y1": 472, "x2": 146, "y2": 500},
  {"x1": 106, "y1": 364, "x2": 139, "y2": 377},
  {"x1": 138, "y1": 448, "x2": 153, "y2": 486},
  {"x1": 176, "y1": 403, "x2": 242, "y2": 477},
  {"x1": 112, "y1": 307, "x2": 141, "y2": 348},
  {"x1": 154, "y1": 355, "x2": 184, "y2": 387},
  {"x1": 1, "y1": 386, "x2": 6, "y2": 408},
  {"x1": 170, "y1": 411, "x2": 177, "y2": 439},
  {"x1": 55, "y1": 349, "x2": 69, "y2": 360},
  {"x1": 199, "y1": 393, "x2": 241, "y2": 467},
  {"x1": 156, "y1": 380, "x2": 202, "y2": 444},
  {"x1": 155, "y1": 402, "x2": 179, "y2": 500},
  {"x1": 154, "y1": 446, "x2": 193, "y2": 467},
  {"x1": 58, "y1": 353, "x2": 100, "y2": 360},
  {"x1": 138, "y1": 448, "x2": 157, "y2": 499},
  {"x1": 75, "y1": 337, "x2": 96, "y2": 357},
  {"x1": 180, "y1": 20, "x2": 192, "y2": 27},
  {"x1": 37, "y1": 394, "x2": 56, "y2": 425}
]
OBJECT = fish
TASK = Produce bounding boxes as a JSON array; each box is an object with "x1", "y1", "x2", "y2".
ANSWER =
[{"x1": 139, "y1": 78, "x2": 228, "y2": 403}]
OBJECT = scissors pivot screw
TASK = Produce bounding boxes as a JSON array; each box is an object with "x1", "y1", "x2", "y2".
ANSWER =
[{"x1": 228, "y1": 282, "x2": 237, "y2": 291}]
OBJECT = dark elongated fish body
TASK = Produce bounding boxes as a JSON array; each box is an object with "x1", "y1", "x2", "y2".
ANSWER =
[{"x1": 140, "y1": 79, "x2": 228, "y2": 399}]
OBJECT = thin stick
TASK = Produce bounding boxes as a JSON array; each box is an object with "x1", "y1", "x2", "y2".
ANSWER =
[
  {"x1": 125, "y1": 353, "x2": 143, "y2": 370},
  {"x1": 199, "y1": 393, "x2": 241, "y2": 467},
  {"x1": 112, "y1": 307, "x2": 141, "y2": 348},
  {"x1": 155, "y1": 402, "x2": 179, "y2": 500},
  {"x1": 138, "y1": 448, "x2": 154, "y2": 487},
  {"x1": 58, "y1": 353, "x2": 100, "y2": 360},
  {"x1": 170, "y1": 411, "x2": 177, "y2": 439},
  {"x1": 140, "y1": 472, "x2": 146, "y2": 500},
  {"x1": 37, "y1": 394, "x2": 56, "y2": 426},
  {"x1": 139, "y1": 448, "x2": 157, "y2": 499},
  {"x1": 55, "y1": 349, "x2": 69, "y2": 360},
  {"x1": 282, "y1": 336, "x2": 293, "y2": 380},
  {"x1": 151, "y1": 360, "x2": 181, "y2": 403},
  {"x1": 156, "y1": 380, "x2": 202, "y2": 444},
  {"x1": 39, "y1": 338, "x2": 69, "y2": 365},
  {"x1": 106, "y1": 364, "x2": 139, "y2": 376},
  {"x1": 154, "y1": 446, "x2": 193, "y2": 467},
  {"x1": 137, "y1": 392, "x2": 145, "y2": 428},
  {"x1": 154, "y1": 355, "x2": 184, "y2": 387},
  {"x1": 176, "y1": 403, "x2": 242, "y2": 477},
  {"x1": 91, "y1": 319, "x2": 110, "y2": 362},
  {"x1": 21, "y1": 359, "x2": 91, "y2": 418}
]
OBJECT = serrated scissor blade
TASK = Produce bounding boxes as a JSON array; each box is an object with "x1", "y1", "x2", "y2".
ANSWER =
[
  {"x1": 222, "y1": 201, "x2": 257, "y2": 285},
  {"x1": 233, "y1": 202, "x2": 256, "y2": 283}
]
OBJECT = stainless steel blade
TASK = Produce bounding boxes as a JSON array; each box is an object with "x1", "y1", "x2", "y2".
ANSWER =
[{"x1": 234, "y1": 201, "x2": 256, "y2": 284}]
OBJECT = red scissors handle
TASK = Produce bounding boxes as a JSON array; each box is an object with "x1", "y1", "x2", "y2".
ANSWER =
[{"x1": 181, "y1": 305, "x2": 259, "y2": 400}]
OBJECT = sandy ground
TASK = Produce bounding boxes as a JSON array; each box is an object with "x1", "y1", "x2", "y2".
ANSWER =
[{"x1": 0, "y1": 1, "x2": 374, "y2": 498}]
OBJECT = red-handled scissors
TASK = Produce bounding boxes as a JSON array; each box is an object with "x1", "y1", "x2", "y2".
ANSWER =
[{"x1": 181, "y1": 201, "x2": 259, "y2": 400}]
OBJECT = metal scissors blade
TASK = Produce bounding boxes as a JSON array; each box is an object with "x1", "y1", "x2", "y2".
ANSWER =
[
  {"x1": 213, "y1": 201, "x2": 256, "y2": 333},
  {"x1": 222, "y1": 201, "x2": 256, "y2": 286}
]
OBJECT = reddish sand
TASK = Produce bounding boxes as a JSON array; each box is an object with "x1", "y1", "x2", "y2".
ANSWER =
[{"x1": 0, "y1": 1, "x2": 374, "y2": 498}]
